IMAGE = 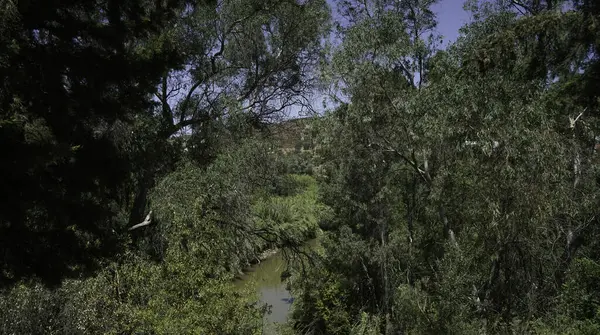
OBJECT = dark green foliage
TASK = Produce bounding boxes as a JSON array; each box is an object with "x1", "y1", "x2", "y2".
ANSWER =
[
  {"x1": 149, "y1": 139, "x2": 287, "y2": 271},
  {"x1": 152, "y1": 0, "x2": 330, "y2": 140},
  {"x1": 0, "y1": 0, "x2": 330, "y2": 332},
  {"x1": 7, "y1": 0, "x2": 600, "y2": 333},
  {"x1": 281, "y1": 151, "x2": 315, "y2": 176},
  {"x1": 0, "y1": 140, "x2": 323, "y2": 334},
  {"x1": 0, "y1": 0, "x2": 188, "y2": 286}
]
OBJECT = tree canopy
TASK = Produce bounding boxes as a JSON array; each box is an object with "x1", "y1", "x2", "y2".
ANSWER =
[{"x1": 3, "y1": 0, "x2": 600, "y2": 333}]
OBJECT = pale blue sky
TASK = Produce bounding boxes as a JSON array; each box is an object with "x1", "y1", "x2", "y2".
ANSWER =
[{"x1": 432, "y1": 0, "x2": 472, "y2": 47}]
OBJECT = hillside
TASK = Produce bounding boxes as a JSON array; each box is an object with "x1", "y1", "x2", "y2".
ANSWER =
[{"x1": 268, "y1": 117, "x2": 315, "y2": 152}]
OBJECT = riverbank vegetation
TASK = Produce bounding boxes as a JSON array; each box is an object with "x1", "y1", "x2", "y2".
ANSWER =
[
  {"x1": 3, "y1": 0, "x2": 600, "y2": 334},
  {"x1": 0, "y1": 142, "x2": 323, "y2": 334},
  {"x1": 0, "y1": 0, "x2": 328, "y2": 333}
]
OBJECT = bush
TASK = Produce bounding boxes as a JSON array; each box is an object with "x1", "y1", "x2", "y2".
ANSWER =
[
  {"x1": 271, "y1": 174, "x2": 302, "y2": 197},
  {"x1": 253, "y1": 175, "x2": 322, "y2": 247},
  {"x1": 281, "y1": 151, "x2": 314, "y2": 175}
]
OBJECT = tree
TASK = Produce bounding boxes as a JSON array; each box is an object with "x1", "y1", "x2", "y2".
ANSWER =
[
  {"x1": 153, "y1": 0, "x2": 330, "y2": 140},
  {"x1": 293, "y1": 1, "x2": 442, "y2": 333},
  {"x1": 0, "y1": 0, "x2": 187, "y2": 286},
  {"x1": 125, "y1": 0, "x2": 331, "y2": 228},
  {"x1": 292, "y1": 0, "x2": 600, "y2": 333}
]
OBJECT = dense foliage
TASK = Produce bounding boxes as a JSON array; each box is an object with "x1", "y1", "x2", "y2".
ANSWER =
[
  {"x1": 0, "y1": 139, "x2": 325, "y2": 334},
  {"x1": 0, "y1": 0, "x2": 188, "y2": 285},
  {"x1": 0, "y1": 0, "x2": 328, "y2": 333},
  {"x1": 289, "y1": 0, "x2": 600, "y2": 334},
  {"x1": 3, "y1": 0, "x2": 600, "y2": 334}
]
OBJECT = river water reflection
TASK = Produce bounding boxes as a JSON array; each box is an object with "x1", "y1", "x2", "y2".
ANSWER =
[{"x1": 234, "y1": 239, "x2": 317, "y2": 333}]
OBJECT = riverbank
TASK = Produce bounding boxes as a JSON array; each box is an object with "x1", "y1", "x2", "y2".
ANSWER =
[
  {"x1": 249, "y1": 174, "x2": 322, "y2": 258},
  {"x1": 233, "y1": 174, "x2": 326, "y2": 333},
  {"x1": 234, "y1": 173, "x2": 323, "y2": 274},
  {"x1": 234, "y1": 238, "x2": 321, "y2": 334}
]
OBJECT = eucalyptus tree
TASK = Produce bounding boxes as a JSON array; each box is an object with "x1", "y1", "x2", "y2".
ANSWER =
[
  {"x1": 153, "y1": 0, "x2": 330, "y2": 140},
  {"x1": 294, "y1": 0, "x2": 600, "y2": 333},
  {"x1": 297, "y1": 0, "x2": 443, "y2": 332},
  {"x1": 125, "y1": 0, "x2": 331, "y2": 225},
  {"x1": 454, "y1": 0, "x2": 600, "y2": 331}
]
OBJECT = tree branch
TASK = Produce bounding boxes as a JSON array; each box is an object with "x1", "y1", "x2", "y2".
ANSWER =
[
  {"x1": 159, "y1": 75, "x2": 173, "y2": 125},
  {"x1": 129, "y1": 211, "x2": 152, "y2": 231}
]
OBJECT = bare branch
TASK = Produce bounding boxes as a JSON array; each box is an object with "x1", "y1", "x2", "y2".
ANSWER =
[{"x1": 129, "y1": 211, "x2": 152, "y2": 231}]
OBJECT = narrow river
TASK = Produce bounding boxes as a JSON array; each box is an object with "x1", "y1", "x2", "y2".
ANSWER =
[{"x1": 234, "y1": 239, "x2": 317, "y2": 334}]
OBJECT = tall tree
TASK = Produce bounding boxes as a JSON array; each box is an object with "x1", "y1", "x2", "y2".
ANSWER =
[
  {"x1": 0, "y1": 0, "x2": 187, "y2": 285},
  {"x1": 125, "y1": 0, "x2": 330, "y2": 230},
  {"x1": 299, "y1": 1, "x2": 442, "y2": 332},
  {"x1": 292, "y1": 0, "x2": 600, "y2": 333},
  {"x1": 153, "y1": 0, "x2": 330, "y2": 140}
]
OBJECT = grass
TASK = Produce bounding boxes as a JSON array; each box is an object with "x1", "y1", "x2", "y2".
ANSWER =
[{"x1": 253, "y1": 174, "x2": 322, "y2": 246}]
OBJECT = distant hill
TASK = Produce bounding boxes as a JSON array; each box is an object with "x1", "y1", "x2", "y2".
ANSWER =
[
  {"x1": 267, "y1": 117, "x2": 315, "y2": 152},
  {"x1": 172, "y1": 116, "x2": 318, "y2": 153}
]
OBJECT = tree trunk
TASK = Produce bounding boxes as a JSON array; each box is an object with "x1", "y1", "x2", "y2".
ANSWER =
[{"x1": 128, "y1": 172, "x2": 152, "y2": 227}]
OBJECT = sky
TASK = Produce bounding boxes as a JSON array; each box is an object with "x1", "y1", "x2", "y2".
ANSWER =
[{"x1": 432, "y1": 0, "x2": 472, "y2": 47}]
